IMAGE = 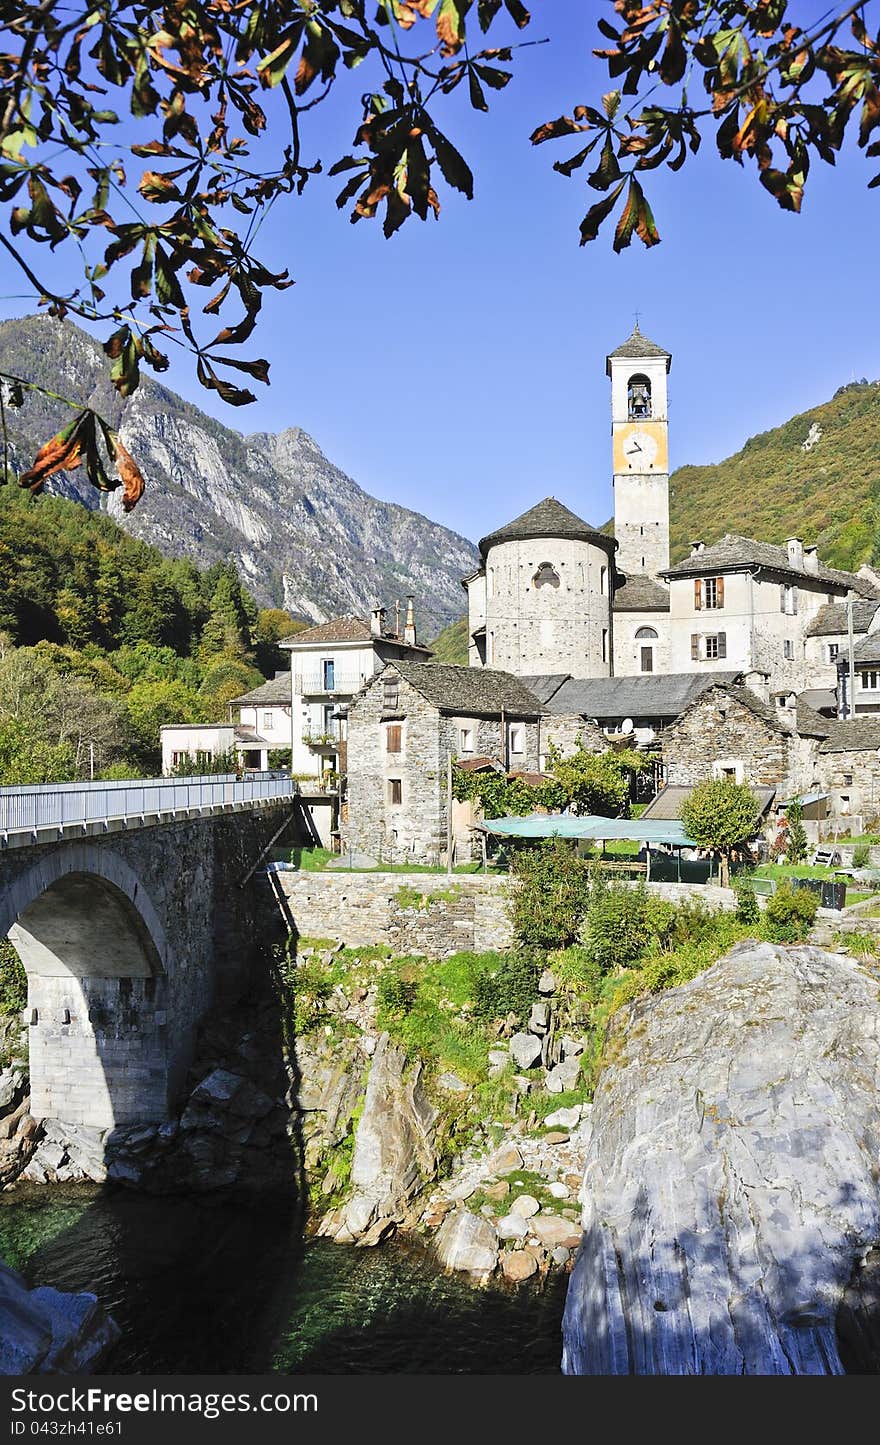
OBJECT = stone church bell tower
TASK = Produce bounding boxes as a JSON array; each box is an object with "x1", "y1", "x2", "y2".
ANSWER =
[{"x1": 608, "y1": 323, "x2": 671, "y2": 578}]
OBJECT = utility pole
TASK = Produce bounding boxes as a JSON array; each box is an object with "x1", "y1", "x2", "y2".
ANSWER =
[
  {"x1": 446, "y1": 750, "x2": 453, "y2": 878},
  {"x1": 848, "y1": 596, "x2": 856, "y2": 722}
]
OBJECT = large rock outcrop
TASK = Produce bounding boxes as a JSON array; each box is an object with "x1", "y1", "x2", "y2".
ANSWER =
[
  {"x1": 563, "y1": 943, "x2": 880, "y2": 1375},
  {"x1": 0, "y1": 1261, "x2": 119, "y2": 1374}
]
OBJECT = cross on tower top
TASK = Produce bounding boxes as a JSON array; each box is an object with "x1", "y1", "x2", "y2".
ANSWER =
[{"x1": 633, "y1": 310, "x2": 642, "y2": 332}]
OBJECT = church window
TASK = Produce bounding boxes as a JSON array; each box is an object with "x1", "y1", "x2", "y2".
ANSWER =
[
  {"x1": 600, "y1": 565, "x2": 608, "y2": 595},
  {"x1": 636, "y1": 625, "x2": 657, "y2": 674},
  {"x1": 602, "y1": 628, "x2": 609, "y2": 663},
  {"x1": 635, "y1": 627, "x2": 659, "y2": 639},
  {"x1": 533, "y1": 562, "x2": 560, "y2": 589},
  {"x1": 628, "y1": 373, "x2": 652, "y2": 420}
]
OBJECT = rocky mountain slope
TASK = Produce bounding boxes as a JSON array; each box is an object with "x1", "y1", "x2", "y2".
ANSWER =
[
  {"x1": 669, "y1": 380, "x2": 880, "y2": 570},
  {"x1": 0, "y1": 316, "x2": 478, "y2": 637}
]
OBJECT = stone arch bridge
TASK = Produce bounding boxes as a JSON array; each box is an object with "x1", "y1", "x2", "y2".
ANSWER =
[{"x1": 0, "y1": 776, "x2": 303, "y2": 1131}]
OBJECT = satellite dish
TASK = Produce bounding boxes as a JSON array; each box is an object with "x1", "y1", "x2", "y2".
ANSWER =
[{"x1": 621, "y1": 717, "x2": 634, "y2": 733}]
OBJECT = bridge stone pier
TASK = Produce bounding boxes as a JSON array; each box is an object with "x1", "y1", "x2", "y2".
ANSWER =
[{"x1": 0, "y1": 780, "x2": 298, "y2": 1131}]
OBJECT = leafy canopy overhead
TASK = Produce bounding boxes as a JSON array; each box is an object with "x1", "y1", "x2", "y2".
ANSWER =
[{"x1": 2, "y1": 3, "x2": 879, "y2": 501}]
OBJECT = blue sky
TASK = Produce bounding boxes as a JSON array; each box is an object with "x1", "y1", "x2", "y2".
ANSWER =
[{"x1": 2, "y1": 1, "x2": 877, "y2": 545}]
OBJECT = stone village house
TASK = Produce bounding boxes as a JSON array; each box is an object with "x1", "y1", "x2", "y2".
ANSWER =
[{"x1": 343, "y1": 661, "x2": 608, "y2": 864}]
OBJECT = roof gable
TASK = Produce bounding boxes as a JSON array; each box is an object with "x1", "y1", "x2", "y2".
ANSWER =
[{"x1": 662, "y1": 533, "x2": 869, "y2": 593}]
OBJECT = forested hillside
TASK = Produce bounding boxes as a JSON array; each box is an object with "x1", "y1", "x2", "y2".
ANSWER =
[
  {"x1": 0, "y1": 486, "x2": 301, "y2": 782},
  {"x1": 669, "y1": 381, "x2": 880, "y2": 570},
  {"x1": 428, "y1": 617, "x2": 469, "y2": 665}
]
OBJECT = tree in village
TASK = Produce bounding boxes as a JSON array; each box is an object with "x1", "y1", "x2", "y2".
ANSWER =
[
  {"x1": 679, "y1": 776, "x2": 763, "y2": 886},
  {"x1": 785, "y1": 798, "x2": 809, "y2": 864},
  {"x1": 1, "y1": 3, "x2": 879, "y2": 505}
]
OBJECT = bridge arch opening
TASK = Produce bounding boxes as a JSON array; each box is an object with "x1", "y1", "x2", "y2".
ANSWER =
[{"x1": 4, "y1": 853, "x2": 171, "y2": 1132}]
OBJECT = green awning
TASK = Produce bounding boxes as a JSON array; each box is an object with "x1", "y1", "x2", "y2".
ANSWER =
[{"x1": 478, "y1": 814, "x2": 696, "y2": 846}]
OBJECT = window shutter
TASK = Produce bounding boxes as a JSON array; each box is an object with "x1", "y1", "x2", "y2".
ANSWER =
[
  {"x1": 691, "y1": 633, "x2": 700, "y2": 660},
  {"x1": 694, "y1": 579, "x2": 702, "y2": 610},
  {"x1": 717, "y1": 632, "x2": 727, "y2": 659},
  {"x1": 792, "y1": 586, "x2": 798, "y2": 614},
  {"x1": 780, "y1": 585, "x2": 786, "y2": 613},
  {"x1": 716, "y1": 576, "x2": 724, "y2": 608}
]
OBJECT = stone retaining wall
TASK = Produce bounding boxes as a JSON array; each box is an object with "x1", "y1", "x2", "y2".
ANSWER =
[{"x1": 273, "y1": 871, "x2": 736, "y2": 957}]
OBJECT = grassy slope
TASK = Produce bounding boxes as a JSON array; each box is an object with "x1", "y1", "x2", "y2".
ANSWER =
[
  {"x1": 669, "y1": 380, "x2": 880, "y2": 570},
  {"x1": 428, "y1": 616, "x2": 469, "y2": 665}
]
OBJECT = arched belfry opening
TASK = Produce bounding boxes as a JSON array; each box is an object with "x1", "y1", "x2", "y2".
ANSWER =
[
  {"x1": 5, "y1": 862, "x2": 170, "y2": 1130},
  {"x1": 628, "y1": 373, "x2": 652, "y2": 420}
]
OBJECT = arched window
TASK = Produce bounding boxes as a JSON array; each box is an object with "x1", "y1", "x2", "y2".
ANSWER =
[
  {"x1": 636, "y1": 625, "x2": 658, "y2": 674},
  {"x1": 532, "y1": 562, "x2": 560, "y2": 590},
  {"x1": 628, "y1": 373, "x2": 652, "y2": 420}
]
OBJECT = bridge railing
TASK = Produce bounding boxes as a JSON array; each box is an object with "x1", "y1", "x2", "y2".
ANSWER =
[{"x1": 0, "y1": 773, "x2": 300, "y2": 837}]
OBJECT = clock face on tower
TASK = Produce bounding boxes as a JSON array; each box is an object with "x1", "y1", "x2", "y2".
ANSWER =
[{"x1": 621, "y1": 430, "x2": 658, "y2": 468}]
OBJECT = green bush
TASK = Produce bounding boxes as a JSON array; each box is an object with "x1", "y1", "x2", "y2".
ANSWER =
[
  {"x1": 733, "y1": 878, "x2": 761, "y2": 925},
  {"x1": 472, "y1": 952, "x2": 540, "y2": 1023},
  {"x1": 0, "y1": 942, "x2": 26, "y2": 1017},
  {"x1": 644, "y1": 896, "x2": 678, "y2": 950},
  {"x1": 763, "y1": 882, "x2": 820, "y2": 942},
  {"x1": 376, "y1": 965, "x2": 419, "y2": 1020},
  {"x1": 853, "y1": 843, "x2": 871, "y2": 867},
  {"x1": 584, "y1": 881, "x2": 653, "y2": 972},
  {"x1": 509, "y1": 839, "x2": 593, "y2": 948}
]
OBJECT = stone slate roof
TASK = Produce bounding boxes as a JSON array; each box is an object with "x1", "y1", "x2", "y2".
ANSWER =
[
  {"x1": 390, "y1": 661, "x2": 543, "y2": 717},
  {"x1": 722, "y1": 684, "x2": 785, "y2": 732},
  {"x1": 280, "y1": 615, "x2": 432, "y2": 653},
  {"x1": 854, "y1": 631, "x2": 880, "y2": 664},
  {"x1": 281, "y1": 616, "x2": 372, "y2": 645},
  {"x1": 543, "y1": 671, "x2": 741, "y2": 721},
  {"x1": 642, "y1": 783, "x2": 776, "y2": 821},
  {"x1": 605, "y1": 323, "x2": 671, "y2": 372},
  {"x1": 478, "y1": 497, "x2": 616, "y2": 559},
  {"x1": 805, "y1": 600, "x2": 880, "y2": 638},
  {"x1": 795, "y1": 698, "x2": 834, "y2": 738},
  {"x1": 662, "y1": 534, "x2": 871, "y2": 594},
  {"x1": 517, "y1": 673, "x2": 572, "y2": 705},
  {"x1": 230, "y1": 672, "x2": 290, "y2": 706},
  {"x1": 612, "y1": 574, "x2": 671, "y2": 613},
  {"x1": 818, "y1": 718, "x2": 880, "y2": 752}
]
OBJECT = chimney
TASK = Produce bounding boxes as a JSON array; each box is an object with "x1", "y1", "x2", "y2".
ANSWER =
[
  {"x1": 743, "y1": 669, "x2": 770, "y2": 705},
  {"x1": 803, "y1": 545, "x2": 819, "y2": 575},
  {"x1": 370, "y1": 605, "x2": 386, "y2": 638},
  {"x1": 404, "y1": 596, "x2": 417, "y2": 647},
  {"x1": 787, "y1": 537, "x2": 804, "y2": 570},
  {"x1": 690, "y1": 540, "x2": 705, "y2": 556},
  {"x1": 394, "y1": 599, "x2": 401, "y2": 639}
]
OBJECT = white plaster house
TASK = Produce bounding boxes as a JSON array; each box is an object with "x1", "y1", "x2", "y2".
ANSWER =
[
  {"x1": 160, "y1": 722, "x2": 269, "y2": 774},
  {"x1": 229, "y1": 671, "x2": 293, "y2": 759},
  {"x1": 661, "y1": 535, "x2": 877, "y2": 696},
  {"x1": 280, "y1": 602, "x2": 432, "y2": 784}
]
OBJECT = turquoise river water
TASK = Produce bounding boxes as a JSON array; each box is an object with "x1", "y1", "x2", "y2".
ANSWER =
[{"x1": 0, "y1": 1186, "x2": 569, "y2": 1373}]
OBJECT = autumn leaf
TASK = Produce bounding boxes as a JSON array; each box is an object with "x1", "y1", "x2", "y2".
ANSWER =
[
  {"x1": 18, "y1": 413, "x2": 90, "y2": 493},
  {"x1": 105, "y1": 431, "x2": 146, "y2": 512}
]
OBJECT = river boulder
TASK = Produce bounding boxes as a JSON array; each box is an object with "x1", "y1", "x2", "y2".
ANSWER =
[
  {"x1": 0, "y1": 1260, "x2": 119, "y2": 1373},
  {"x1": 562, "y1": 942, "x2": 880, "y2": 1375}
]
